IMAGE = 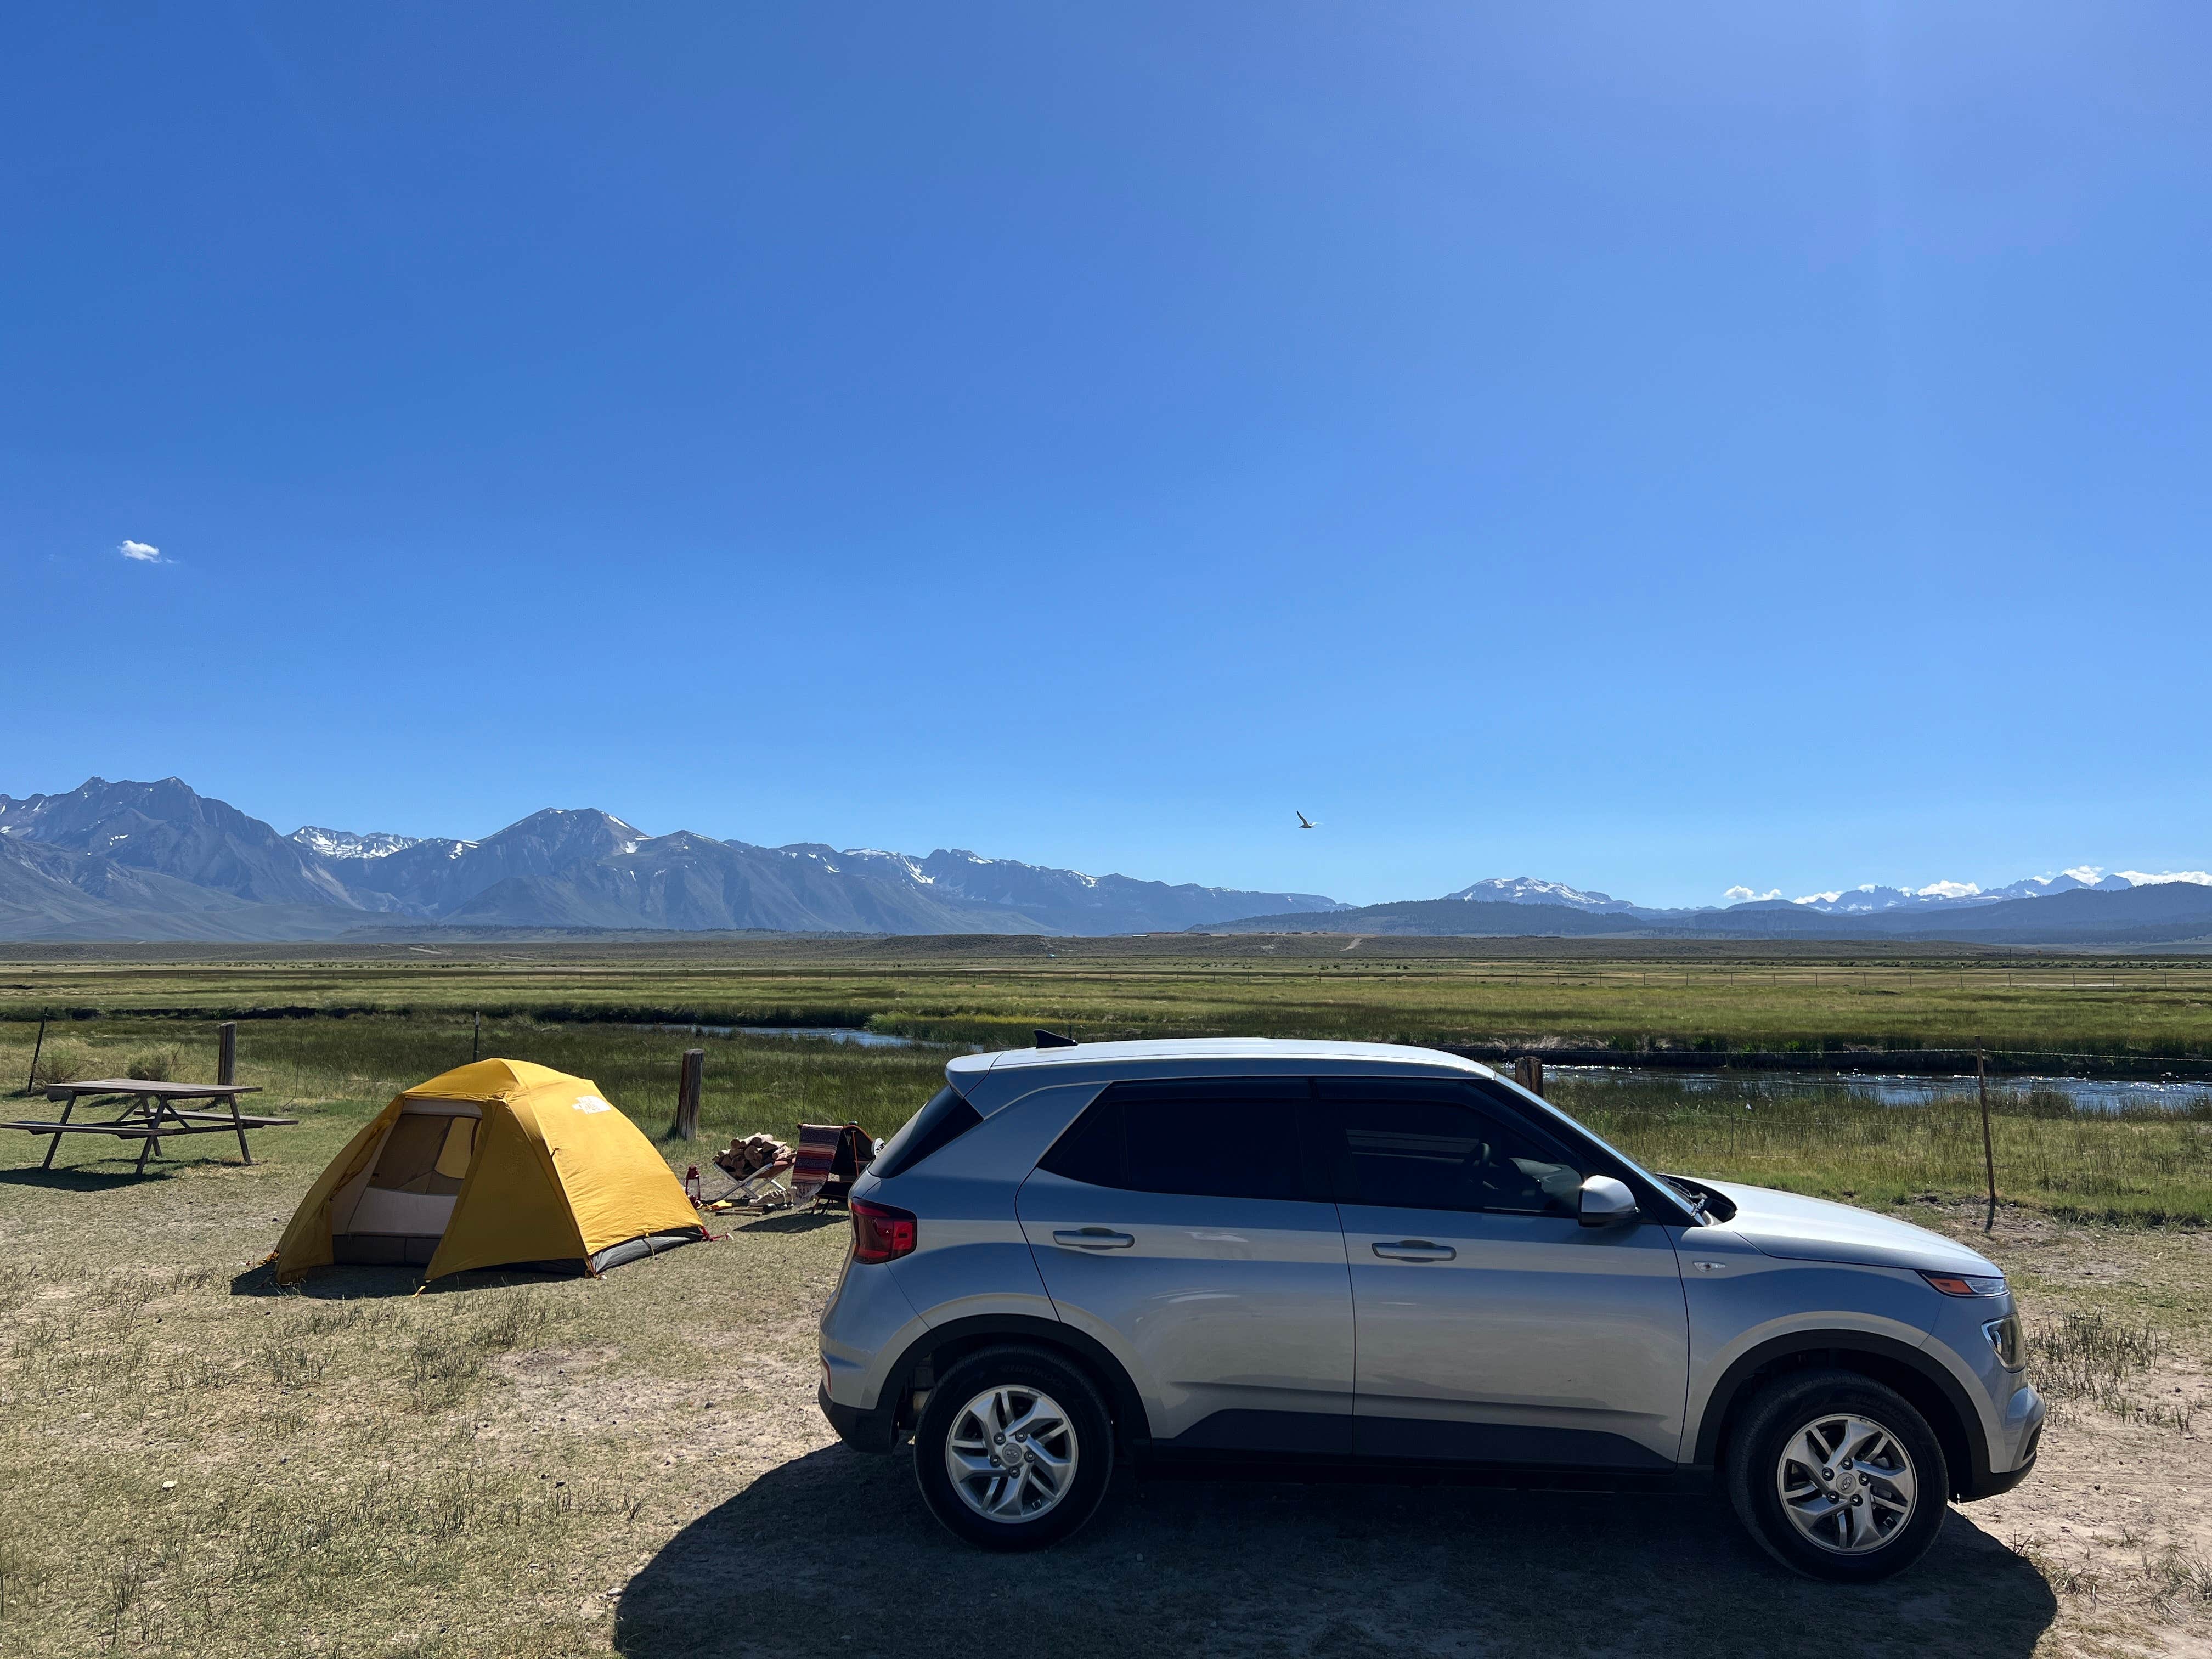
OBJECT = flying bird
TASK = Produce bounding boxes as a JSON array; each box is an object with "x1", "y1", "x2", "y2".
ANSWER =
[{"x1": 1296, "y1": 811, "x2": 1318, "y2": 830}]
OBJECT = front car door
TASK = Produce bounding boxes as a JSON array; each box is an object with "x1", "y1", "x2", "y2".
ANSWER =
[
  {"x1": 1016, "y1": 1077, "x2": 1356, "y2": 1455},
  {"x1": 1315, "y1": 1076, "x2": 1691, "y2": 1469}
]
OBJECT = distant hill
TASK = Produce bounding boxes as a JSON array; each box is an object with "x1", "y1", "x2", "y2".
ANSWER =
[
  {"x1": 0, "y1": 778, "x2": 1341, "y2": 941},
  {"x1": 1203, "y1": 882, "x2": 2212, "y2": 947},
  {"x1": 1680, "y1": 881, "x2": 2212, "y2": 945},
  {"x1": 1207, "y1": 899, "x2": 1657, "y2": 938}
]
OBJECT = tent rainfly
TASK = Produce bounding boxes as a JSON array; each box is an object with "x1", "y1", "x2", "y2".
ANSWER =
[{"x1": 275, "y1": 1059, "x2": 704, "y2": 1284}]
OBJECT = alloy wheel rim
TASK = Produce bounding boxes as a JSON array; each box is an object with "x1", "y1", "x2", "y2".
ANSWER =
[
  {"x1": 945, "y1": 1385, "x2": 1080, "y2": 1523},
  {"x1": 1775, "y1": 1412, "x2": 1918, "y2": 1555}
]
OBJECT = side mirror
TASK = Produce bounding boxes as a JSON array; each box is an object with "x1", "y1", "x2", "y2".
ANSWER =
[{"x1": 1578, "y1": 1174, "x2": 1639, "y2": 1228}]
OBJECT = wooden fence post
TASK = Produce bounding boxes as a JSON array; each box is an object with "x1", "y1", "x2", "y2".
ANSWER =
[
  {"x1": 1514, "y1": 1055, "x2": 1545, "y2": 1098},
  {"x1": 473, "y1": 1012, "x2": 482, "y2": 1064},
  {"x1": 217, "y1": 1022, "x2": 238, "y2": 1086},
  {"x1": 674, "y1": 1048, "x2": 704, "y2": 1141},
  {"x1": 1977, "y1": 1040, "x2": 1997, "y2": 1233},
  {"x1": 25, "y1": 1018, "x2": 46, "y2": 1096}
]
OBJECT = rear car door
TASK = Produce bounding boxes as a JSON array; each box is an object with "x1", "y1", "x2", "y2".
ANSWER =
[
  {"x1": 1316, "y1": 1076, "x2": 1691, "y2": 1469},
  {"x1": 1015, "y1": 1077, "x2": 1355, "y2": 1454}
]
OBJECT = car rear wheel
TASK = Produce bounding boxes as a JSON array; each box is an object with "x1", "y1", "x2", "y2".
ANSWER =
[
  {"x1": 1725, "y1": 1369, "x2": 1949, "y2": 1582},
  {"x1": 911, "y1": 1345, "x2": 1114, "y2": 1550}
]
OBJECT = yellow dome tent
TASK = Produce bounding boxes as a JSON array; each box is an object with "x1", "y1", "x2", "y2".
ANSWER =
[{"x1": 275, "y1": 1059, "x2": 703, "y2": 1284}]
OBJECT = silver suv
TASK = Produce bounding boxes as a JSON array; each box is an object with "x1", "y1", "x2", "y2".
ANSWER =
[{"x1": 817, "y1": 1039, "x2": 2041, "y2": 1581}]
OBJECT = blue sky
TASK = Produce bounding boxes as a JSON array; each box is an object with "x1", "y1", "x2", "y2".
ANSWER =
[{"x1": 4, "y1": 3, "x2": 2207, "y2": 908}]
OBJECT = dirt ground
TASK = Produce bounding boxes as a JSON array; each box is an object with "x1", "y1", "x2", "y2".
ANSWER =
[
  {"x1": 615, "y1": 1205, "x2": 2212, "y2": 1659},
  {"x1": 4, "y1": 1142, "x2": 2211, "y2": 1657}
]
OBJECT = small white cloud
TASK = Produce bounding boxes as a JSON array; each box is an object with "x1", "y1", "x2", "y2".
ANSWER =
[
  {"x1": 2061, "y1": 865, "x2": 2103, "y2": 884},
  {"x1": 1794, "y1": 890, "x2": 1844, "y2": 905},
  {"x1": 1725, "y1": 885, "x2": 1782, "y2": 903},
  {"x1": 1915, "y1": 880, "x2": 1982, "y2": 899},
  {"x1": 119, "y1": 540, "x2": 162, "y2": 563},
  {"x1": 2116, "y1": 869, "x2": 2212, "y2": 887}
]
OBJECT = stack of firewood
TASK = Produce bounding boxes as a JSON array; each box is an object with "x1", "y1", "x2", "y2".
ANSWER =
[{"x1": 714, "y1": 1132, "x2": 792, "y2": 1178}]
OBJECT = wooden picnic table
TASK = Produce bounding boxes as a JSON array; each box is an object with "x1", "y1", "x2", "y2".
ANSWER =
[{"x1": 2, "y1": 1080, "x2": 298, "y2": 1175}]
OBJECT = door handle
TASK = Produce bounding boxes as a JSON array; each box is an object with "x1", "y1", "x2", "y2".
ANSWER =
[
  {"x1": 1372, "y1": 1240, "x2": 1455, "y2": 1262},
  {"x1": 1053, "y1": 1228, "x2": 1135, "y2": 1250}
]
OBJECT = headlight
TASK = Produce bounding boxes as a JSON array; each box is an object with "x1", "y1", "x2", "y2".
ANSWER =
[
  {"x1": 1985, "y1": 1313, "x2": 2024, "y2": 1370},
  {"x1": 1921, "y1": 1270, "x2": 2007, "y2": 1297}
]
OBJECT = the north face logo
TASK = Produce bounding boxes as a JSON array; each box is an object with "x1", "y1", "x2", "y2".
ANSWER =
[{"x1": 571, "y1": 1095, "x2": 613, "y2": 1114}]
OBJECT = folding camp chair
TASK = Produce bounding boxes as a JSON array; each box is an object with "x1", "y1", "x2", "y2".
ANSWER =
[
  {"x1": 731, "y1": 1154, "x2": 794, "y2": 1208},
  {"x1": 710, "y1": 1135, "x2": 794, "y2": 1210},
  {"x1": 792, "y1": 1122, "x2": 875, "y2": 1210}
]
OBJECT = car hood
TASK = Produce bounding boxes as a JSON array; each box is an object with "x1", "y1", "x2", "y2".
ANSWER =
[{"x1": 1695, "y1": 1179, "x2": 2001, "y2": 1277}]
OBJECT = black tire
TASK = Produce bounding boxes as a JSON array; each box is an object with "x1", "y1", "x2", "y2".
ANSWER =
[
  {"x1": 1725, "y1": 1368, "x2": 1950, "y2": 1583},
  {"x1": 912, "y1": 1345, "x2": 1114, "y2": 1551}
]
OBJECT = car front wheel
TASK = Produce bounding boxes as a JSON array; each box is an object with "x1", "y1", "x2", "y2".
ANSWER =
[
  {"x1": 1725, "y1": 1369, "x2": 1950, "y2": 1582},
  {"x1": 911, "y1": 1345, "x2": 1114, "y2": 1550}
]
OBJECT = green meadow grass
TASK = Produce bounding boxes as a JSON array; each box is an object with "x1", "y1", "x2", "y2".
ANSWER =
[
  {"x1": 7, "y1": 1011, "x2": 2212, "y2": 1224},
  {"x1": 5, "y1": 939, "x2": 2212, "y2": 1060},
  {"x1": 1, "y1": 1014, "x2": 949, "y2": 1153},
  {"x1": 1555, "y1": 1074, "x2": 2212, "y2": 1227}
]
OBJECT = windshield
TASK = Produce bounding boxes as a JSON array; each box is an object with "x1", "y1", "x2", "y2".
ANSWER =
[
  {"x1": 1657, "y1": 1173, "x2": 1712, "y2": 1221},
  {"x1": 1656, "y1": 1172, "x2": 1735, "y2": 1223}
]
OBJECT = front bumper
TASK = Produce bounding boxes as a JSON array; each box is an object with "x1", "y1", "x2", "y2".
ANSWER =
[
  {"x1": 819, "y1": 1380, "x2": 899, "y2": 1454},
  {"x1": 1973, "y1": 1442, "x2": 2039, "y2": 1497},
  {"x1": 1960, "y1": 1383, "x2": 2044, "y2": 1500}
]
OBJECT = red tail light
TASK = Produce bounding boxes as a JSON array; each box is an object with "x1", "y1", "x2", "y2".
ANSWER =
[{"x1": 851, "y1": 1198, "x2": 918, "y2": 1264}]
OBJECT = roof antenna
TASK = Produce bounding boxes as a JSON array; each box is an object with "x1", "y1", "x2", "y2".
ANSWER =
[{"x1": 1032, "y1": 1028, "x2": 1079, "y2": 1049}]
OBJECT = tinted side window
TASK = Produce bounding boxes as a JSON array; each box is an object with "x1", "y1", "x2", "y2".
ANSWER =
[
  {"x1": 1038, "y1": 1080, "x2": 1308, "y2": 1201},
  {"x1": 872, "y1": 1086, "x2": 981, "y2": 1179},
  {"x1": 1314, "y1": 1080, "x2": 1583, "y2": 1216}
]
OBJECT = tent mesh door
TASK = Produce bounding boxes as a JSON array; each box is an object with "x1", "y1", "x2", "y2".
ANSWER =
[{"x1": 368, "y1": 1114, "x2": 476, "y2": 1197}]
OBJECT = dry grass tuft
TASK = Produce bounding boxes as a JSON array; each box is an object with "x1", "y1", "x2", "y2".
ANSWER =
[
  {"x1": 405, "y1": 1287, "x2": 569, "y2": 1402},
  {"x1": 122, "y1": 1047, "x2": 176, "y2": 1082},
  {"x1": 2029, "y1": 1310, "x2": 2160, "y2": 1400},
  {"x1": 2022, "y1": 1310, "x2": 2203, "y2": 1433},
  {"x1": 24, "y1": 1036, "x2": 93, "y2": 1090}
]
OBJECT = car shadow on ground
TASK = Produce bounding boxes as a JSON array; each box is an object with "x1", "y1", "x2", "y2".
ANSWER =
[{"x1": 617, "y1": 1445, "x2": 2057, "y2": 1659}]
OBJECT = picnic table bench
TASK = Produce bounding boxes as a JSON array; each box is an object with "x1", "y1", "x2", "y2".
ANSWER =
[{"x1": 2, "y1": 1080, "x2": 298, "y2": 1175}]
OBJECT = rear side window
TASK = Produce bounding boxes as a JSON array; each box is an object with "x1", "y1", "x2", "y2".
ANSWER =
[
  {"x1": 1037, "y1": 1080, "x2": 1308, "y2": 1201},
  {"x1": 872, "y1": 1086, "x2": 982, "y2": 1179}
]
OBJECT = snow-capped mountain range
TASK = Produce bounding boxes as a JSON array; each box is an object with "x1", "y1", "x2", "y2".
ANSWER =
[
  {"x1": 1442, "y1": 868, "x2": 2208, "y2": 917},
  {"x1": 1444, "y1": 876, "x2": 1639, "y2": 912},
  {"x1": 1217, "y1": 866, "x2": 2212, "y2": 943},
  {"x1": 1723, "y1": 868, "x2": 2208, "y2": 915},
  {"x1": 290, "y1": 827, "x2": 425, "y2": 861},
  {"x1": 0, "y1": 778, "x2": 1338, "y2": 941},
  {"x1": 5, "y1": 776, "x2": 2209, "y2": 945}
]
